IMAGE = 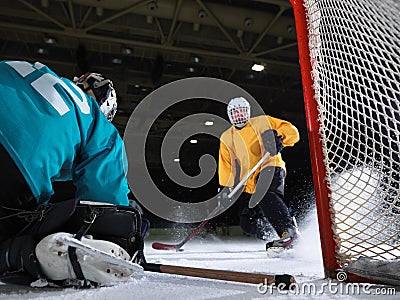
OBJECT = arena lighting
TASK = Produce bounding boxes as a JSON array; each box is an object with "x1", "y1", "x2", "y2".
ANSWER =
[
  {"x1": 198, "y1": 10, "x2": 207, "y2": 19},
  {"x1": 173, "y1": 158, "x2": 180, "y2": 162},
  {"x1": 112, "y1": 58, "x2": 122, "y2": 64},
  {"x1": 204, "y1": 121, "x2": 214, "y2": 126},
  {"x1": 96, "y1": 7, "x2": 103, "y2": 16},
  {"x1": 190, "y1": 139, "x2": 198, "y2": 144},
  {"x1": 191, "y1": 55, "x2": 201, "y2": 63},
  {"x1": 146, "y1": 15, "x2": 153, "y2": 24},
  {"x1": 251, "y1": 63, "x2": 265, "y2": 72},
  {"x1": 37, "y1": 48, "x2": 48, "y2": 54},
  {"x1": 43, "y1": 37, "x2": 56, "y2": 44},
  {"x1": 148, "y1": 1, "x2": 157, "y2": 11},
  {"x1": 121, "y1": 47, "x2": 132, "y2": 55}
]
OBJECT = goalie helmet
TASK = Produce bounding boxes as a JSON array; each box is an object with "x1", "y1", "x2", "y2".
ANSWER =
[
  {"x1": 74, "y1": 73, "x2": 117, "y2": 121},
  {"x1": 227, "y1": 97, "x2": 250, "y2": 128}
]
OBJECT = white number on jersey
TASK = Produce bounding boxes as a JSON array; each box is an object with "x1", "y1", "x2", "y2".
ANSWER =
[{"x1": 6, "y1": 61, "x2": 90, "y2": 116}]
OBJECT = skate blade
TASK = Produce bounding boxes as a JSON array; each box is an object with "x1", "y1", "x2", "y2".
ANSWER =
[{"x1": 266, "y1": 247, "x2": 294, "y2": 258}]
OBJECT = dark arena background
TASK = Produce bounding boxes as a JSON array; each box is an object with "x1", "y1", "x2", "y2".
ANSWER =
[{"x1": 0, "y1": 0, "x2": 315, "y2": 231}]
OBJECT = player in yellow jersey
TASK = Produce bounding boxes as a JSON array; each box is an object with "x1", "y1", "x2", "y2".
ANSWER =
[{"x1": 218, "y1": 97, "x2": 300, "y2": 252}]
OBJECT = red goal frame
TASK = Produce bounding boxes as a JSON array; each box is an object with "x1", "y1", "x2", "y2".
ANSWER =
[
  {"x1": 289, "y1": 0, "x2": 348, "y2": 279},
  {"x1": 289, "y1": 0, "x2": 399, "y2": 284}
]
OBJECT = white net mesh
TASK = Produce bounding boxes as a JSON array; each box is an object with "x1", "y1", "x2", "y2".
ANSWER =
[{"x1": 304, "y1": 0, "x2": 400, "y2": 266}]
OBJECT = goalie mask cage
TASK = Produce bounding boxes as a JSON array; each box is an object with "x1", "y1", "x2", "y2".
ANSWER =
[{"x1": 289, "y1": 0, "x2": 400, "y2": 281}]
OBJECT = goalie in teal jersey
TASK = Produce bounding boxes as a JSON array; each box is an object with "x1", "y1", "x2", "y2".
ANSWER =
[{"x1": 0, "y1": 61, "x2": 145, "y2": 287}]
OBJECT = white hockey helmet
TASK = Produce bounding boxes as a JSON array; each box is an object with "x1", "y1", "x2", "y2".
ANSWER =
[
  {"x1": 74, "y1": 72, "x2": 117, "y2": 121},
  {"x1": 227, "y1": 97, "x2": 251, "y2": 128}
]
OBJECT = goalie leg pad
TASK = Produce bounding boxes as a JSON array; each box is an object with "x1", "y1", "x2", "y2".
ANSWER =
[
  {"x1": 1, "y1": 200, "x2": 145, "y2": 287},
  {"x1": 63, "y1": 202, "x2": 144, "y2": 261},
  {"x1": 29, "y1": 200, "x2": 145, "y2": 262},
  {"x1": 35, "y1": 232, "x2": 141, "y2": 285}
]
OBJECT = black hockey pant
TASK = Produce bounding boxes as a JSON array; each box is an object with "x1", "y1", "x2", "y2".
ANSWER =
[{"x1": 238, "y1": 167, "x2": 294, "y2": 239}]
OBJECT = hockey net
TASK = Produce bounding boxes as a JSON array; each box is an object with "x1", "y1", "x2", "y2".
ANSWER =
[{"x1": 290, "y1": 0, "x2": 400, "y2": 281}]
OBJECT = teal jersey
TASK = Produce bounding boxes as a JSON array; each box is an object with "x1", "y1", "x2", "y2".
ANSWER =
[{"x1": 0, "y1": 60, "x2": 129, "y2": 205}]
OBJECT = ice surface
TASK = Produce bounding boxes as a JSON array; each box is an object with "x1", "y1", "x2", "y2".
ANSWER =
[{"x1": 0, "y1": 208, "x2": 398, "y2": 299}]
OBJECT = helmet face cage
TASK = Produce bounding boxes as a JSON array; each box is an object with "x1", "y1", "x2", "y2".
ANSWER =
[
  {"x1": 227, "y1": 97, "x2": 251, "y2": 128},
  {"x1": 74, "y1": 73, "x2": 117, "y2": 121}
]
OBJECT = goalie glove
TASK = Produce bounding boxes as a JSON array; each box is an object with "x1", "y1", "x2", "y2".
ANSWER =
[{"x1": 261, "y1": 129, "x2": 284, "y2": 156}]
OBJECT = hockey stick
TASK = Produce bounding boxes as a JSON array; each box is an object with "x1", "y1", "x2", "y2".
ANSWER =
[
  {"x1": 228, "y1": 151, "x2": 270, "y2": 199},
  {"x1": 152, "y1": 204, "x2": 222, "y2": 251},
  {"x1": 151, "y1": 152, "x2": 271, "y2": 251},
  {"x1": 142, "y1": 262, "x2": 295, "y2": 289}
]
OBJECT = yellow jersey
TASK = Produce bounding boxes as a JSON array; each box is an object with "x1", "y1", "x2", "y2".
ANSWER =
[{"x1": 218, "y1": 115, "x2": 300, "y2": 194}]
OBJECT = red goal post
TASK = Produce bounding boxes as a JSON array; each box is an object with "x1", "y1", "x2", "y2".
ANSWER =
[{"x1": 289, "y1": 0, "x2": 400, "y2": 282}]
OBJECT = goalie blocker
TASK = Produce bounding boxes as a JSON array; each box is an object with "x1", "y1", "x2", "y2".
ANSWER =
[{"x1": 0, "y1": 199, "x2": 145, "y2": 287}]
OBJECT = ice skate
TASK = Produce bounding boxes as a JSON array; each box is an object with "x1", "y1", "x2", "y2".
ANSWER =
[
  {"x1": 35, "y1": 232, "x2": 143, "y2": 287},
  {"x1": 265, "y1": 228, "x2": 297, "y2": 256}
]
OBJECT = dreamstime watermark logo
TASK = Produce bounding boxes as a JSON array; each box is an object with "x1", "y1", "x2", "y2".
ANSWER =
[
  {"x1": 257, "y1": 279, "x2": 397, "y2": 296},
  {"x1": 123, "y1": 77, "x2": 272, "y2": 223},
  {"x1": 336, "y1": 271, "x2": 347, "y2": 282}
]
